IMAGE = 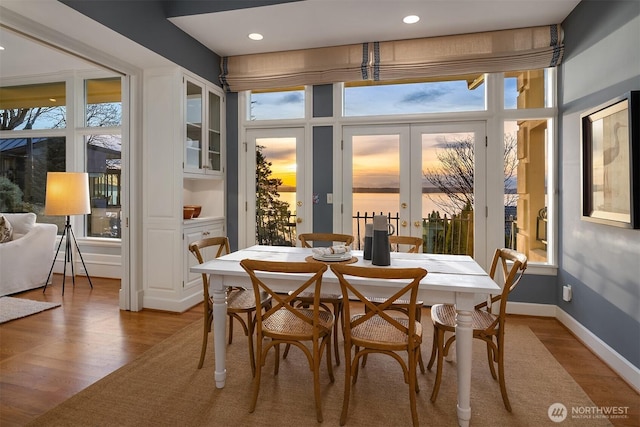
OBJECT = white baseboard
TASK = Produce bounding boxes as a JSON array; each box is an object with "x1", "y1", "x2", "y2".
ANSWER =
[
  {"x1": 142, "y1": 293, "x2": 202, "y2": 313},
  {"x1": 555, "y1": 307, "x2": 640, "y2": 393},
  {"x1": 52, "y1": 254, "x2": 121, "y2": 279},
  {"x1": 506, "y1": 302, "x2": 639, "y2": 393},
  {"x1": 507, "y1": 301, "x2": 557, "y2": 317}
]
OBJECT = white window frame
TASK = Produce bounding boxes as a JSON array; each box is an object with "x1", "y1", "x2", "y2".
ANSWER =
[{"x1": 238, "y1": 71, "x2": 558, "y2": 274}]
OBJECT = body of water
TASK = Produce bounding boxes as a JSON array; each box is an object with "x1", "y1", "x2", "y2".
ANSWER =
[{"x1": 278, "y1": 191, "x2": 456, "y2": 218}]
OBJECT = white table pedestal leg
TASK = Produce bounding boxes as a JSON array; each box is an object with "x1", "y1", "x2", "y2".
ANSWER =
[
  {"x1": 455, "y1": 293, "x2": 474, "y2": 427},
  {"x1": 210, "y1": 275, "x2": 227, "y2": 389}
]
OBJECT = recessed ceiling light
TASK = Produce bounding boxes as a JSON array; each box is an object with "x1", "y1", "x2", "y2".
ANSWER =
[
  {"x1": 49, "y1": 98, "x2": 56, "y2": 102},
  {"x1": 403, "y1": 15, "x2": 420, "y2": 24},
  {"x1": 0, "y1": 46, "x2": 5, "y2": 51},
  {"x1": 248, "y1": 33, "x2": 263, "y2": 41}
]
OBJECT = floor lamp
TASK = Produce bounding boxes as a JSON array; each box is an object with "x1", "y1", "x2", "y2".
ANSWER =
[{"x1": 43, "y1": 172, "x2": 94, "y2": 295}]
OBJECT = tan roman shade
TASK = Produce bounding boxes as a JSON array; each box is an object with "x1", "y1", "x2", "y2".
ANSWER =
[
  {"x1": 220, "y1": 25, "x2": 563, "y2": 92},
  {"x1": 373, "y1": 25, "x2": 563, "y2": 82},
  {"x1": 220, "y1": 43, "x2": 370, "y2": 92}
]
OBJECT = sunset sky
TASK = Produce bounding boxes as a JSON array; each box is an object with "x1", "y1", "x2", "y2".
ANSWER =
[{"x1": 254, "y1": 78, "x2": 520, "y2": 189}]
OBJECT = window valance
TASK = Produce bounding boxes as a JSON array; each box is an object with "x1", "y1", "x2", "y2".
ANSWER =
[{"x1": 220, "y1": 25, "x2": 563, "y2": 92}]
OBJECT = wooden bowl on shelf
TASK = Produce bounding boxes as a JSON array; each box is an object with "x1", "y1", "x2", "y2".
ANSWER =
[
  {"x1": 184, "y1": 205, "x2": 202, "y2": 218},
  {"x1": 183, "y1": 207, "x2": 195, "y2": 220}
]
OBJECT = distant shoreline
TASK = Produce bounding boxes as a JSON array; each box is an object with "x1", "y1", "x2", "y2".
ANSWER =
[{"x1": 278, "y1": 187, "x2": 516, "y2": 194}]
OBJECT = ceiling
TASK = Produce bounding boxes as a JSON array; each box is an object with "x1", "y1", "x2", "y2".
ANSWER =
[
  {"x1": 169, "y1": 0, "x2": 582, "y2": 56},
  {"x1": 0, "y1": 0, "x2": 581, "y2": 80}
]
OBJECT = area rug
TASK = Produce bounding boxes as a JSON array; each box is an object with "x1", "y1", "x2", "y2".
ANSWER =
[
  {"x1": 0, "y1": 296, "x2": 61, "y2": 324},
  {"x1": 29, "y1": 320, "x2": 611, "y2": 427}
]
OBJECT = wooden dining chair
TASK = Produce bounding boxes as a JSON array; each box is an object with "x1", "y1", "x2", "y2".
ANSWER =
[
  {"x1": 240, "y1": 259, "x2": 335, "y2": 423},
  {"x1": 427, "y1": 247, "x2": 528, "y2": 411},
  {"x1": 285, "y1": 232, "x2": 354, "y2": 366},
  {"x1": 363, "y1": 234, "x2": 426, "y2": 372},
  {"x1": 389, "y1": 235, "x2": 423, "y2": 253},
  {"x1": 188, "y1": 236, "x2": 272, "y2": 374},
  {"x1": 331, "y1": 264, "x2": 427, "y2": 427}
]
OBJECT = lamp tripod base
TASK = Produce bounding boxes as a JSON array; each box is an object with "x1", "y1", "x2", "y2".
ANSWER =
[{"x1": 44, "y1": 216, "x2": 94, "y2": 296}]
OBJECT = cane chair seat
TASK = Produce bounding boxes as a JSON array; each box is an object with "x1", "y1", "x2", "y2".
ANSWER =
[
  {"x1": 263, "y1": 308, "x2": 334, "y2": 337},
  {"x1": 351, "y1": 314, "x2": 423, "y2": 347},
  {"x1": 430, "y1": 304, "x2": 499, "y2": 334}
]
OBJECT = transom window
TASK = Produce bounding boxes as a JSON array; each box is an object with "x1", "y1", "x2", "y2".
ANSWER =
[
  {"x1": 344, "y1": 75, "x2": 486, "y2": 116},
  {"x1": 248, "y1": 87, "x2": 305, "y2": 120}
]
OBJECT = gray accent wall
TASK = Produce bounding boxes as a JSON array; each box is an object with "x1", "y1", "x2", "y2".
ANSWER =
[
  {"x1": 312, "y1": 126, "x2": 334, "y2": 233},
  {"x1": 226, "y1": 93, "x2": 240, "y2": 251},
  {"x1": 313, "y1": 85, "x2": 333, "y2": 118},
  {"x1": 559, "y1": 0, "x2": 640, "y2": 368},
  {"x1": 60, "y1": 0, "x2": 221, "y2": 85}
]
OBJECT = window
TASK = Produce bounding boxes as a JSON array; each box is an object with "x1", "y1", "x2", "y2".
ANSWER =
[
  {"x1": 0, "y1": 137, "x2": 65, "y2": 216},
  {"x1": 0, "y1": 75, "x2": 123, "y2": 239},
  {"x1": 86, "y1": 134, "x2": 122, "y2": 238},
  {"x1": 248, "y1": 88, "x2": 305, "y2": 120},
  {"x1": 85, "y1": 78, "x2": 122, "y2": 127},
  {"x1": 240, "y1": 69, "x2": 557, "y2": 266},
  {"x1": 504, "y1": 69, "x2": 550, "y2": 109},
  {"x1": 344, "y1": 76, "x2": 485, "y2": 116},
  {"x1": 84, "y1": 78, "x2": 122, "y2": 237},
  {"x1": 505, "y1": 119, "x2": 550, "y2": 264},
  {"x1": 0, "y1": 82, "x2": 66, "y2": 130}
]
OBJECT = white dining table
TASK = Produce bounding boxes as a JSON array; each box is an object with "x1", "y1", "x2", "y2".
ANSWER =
[{"x1": 191, "y1": 245, "x2": 500, "y2": 427}]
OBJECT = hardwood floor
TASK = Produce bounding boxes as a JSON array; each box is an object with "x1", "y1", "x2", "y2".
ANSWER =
[{"x1": 0, "y1": 276, "x2": 638, "y2": 426}]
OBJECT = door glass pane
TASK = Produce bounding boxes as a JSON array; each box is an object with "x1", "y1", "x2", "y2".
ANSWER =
[
  {"x1": 506, "y1": 119, "x2": 549, "y2": 263},
  {"x1": 255, "y1": 137, "x2": 297, "y2": 246},
  {"x1": 351, "y1": 134, "x2": 400, "y2": 248},
  {"x1": 421, "y1": 132, "x2": 475, "y2": 255},
  {"x1": 86, "y1": 134, "x2": 122, "y2": 238}
]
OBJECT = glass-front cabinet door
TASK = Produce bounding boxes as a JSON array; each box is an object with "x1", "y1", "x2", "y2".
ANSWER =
[
  {"x1": 184, "y1": 77, "x2": 224, "y2": 177},
  {"x1": 185, "y1": 79, "x2": 204, "y2": 172},
  {"x1": 207, "y1": 89, "x2": 221, "y2": 173}
]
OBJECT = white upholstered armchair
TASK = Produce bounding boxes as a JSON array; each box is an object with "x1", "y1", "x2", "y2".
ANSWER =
[{"x1": 0, "y1": 213, "x2": 58, "y2": 296}]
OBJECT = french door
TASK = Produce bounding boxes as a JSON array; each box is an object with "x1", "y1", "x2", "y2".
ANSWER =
[
  {"x1": 243, "y1": 128, "x2": 309, "y2": 247},
  {"x1": 342, "y1": 122, "x2": 487, "y2": 263}
]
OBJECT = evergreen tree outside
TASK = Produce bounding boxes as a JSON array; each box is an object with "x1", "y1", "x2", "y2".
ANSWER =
[{"x1": 255, "y1": 145, "x2": 295, "y2": 246}]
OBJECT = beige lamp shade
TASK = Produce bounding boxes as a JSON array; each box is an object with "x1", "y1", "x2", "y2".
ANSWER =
[{"x1": 45, "y1": 172, "x2": 91, "y2": 216}]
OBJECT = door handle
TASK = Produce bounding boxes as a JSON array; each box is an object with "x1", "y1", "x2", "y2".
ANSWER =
[
  {"x1": 296, "y1": 217, "x2": 303, "y2": 224},
  {"x1": 401, "y1": 220, "x2": 407, "y2": 227},
  {"x1": 401, "y1": 202, "x2": 407, "y2": 209},
  {"x1": 414, "y1": 221, "x2": 421, "y2": 228}
]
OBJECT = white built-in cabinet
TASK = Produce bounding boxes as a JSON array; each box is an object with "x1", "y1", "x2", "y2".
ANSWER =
[{"x1": 142, "y1": 67, "x2": 226, "y2": 312}]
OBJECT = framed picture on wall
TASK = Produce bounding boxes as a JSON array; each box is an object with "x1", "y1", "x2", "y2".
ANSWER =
[{"x1": 581, "y1": 91, "x2": 639, "y2": 228}]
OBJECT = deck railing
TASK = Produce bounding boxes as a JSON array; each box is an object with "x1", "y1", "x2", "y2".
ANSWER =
[
  {"x1": 352, "y1": 211, "x2": 475, "y2": 255},
  {"x1": 257, "y1": 210, "x2": 517, "y2": 255}
]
